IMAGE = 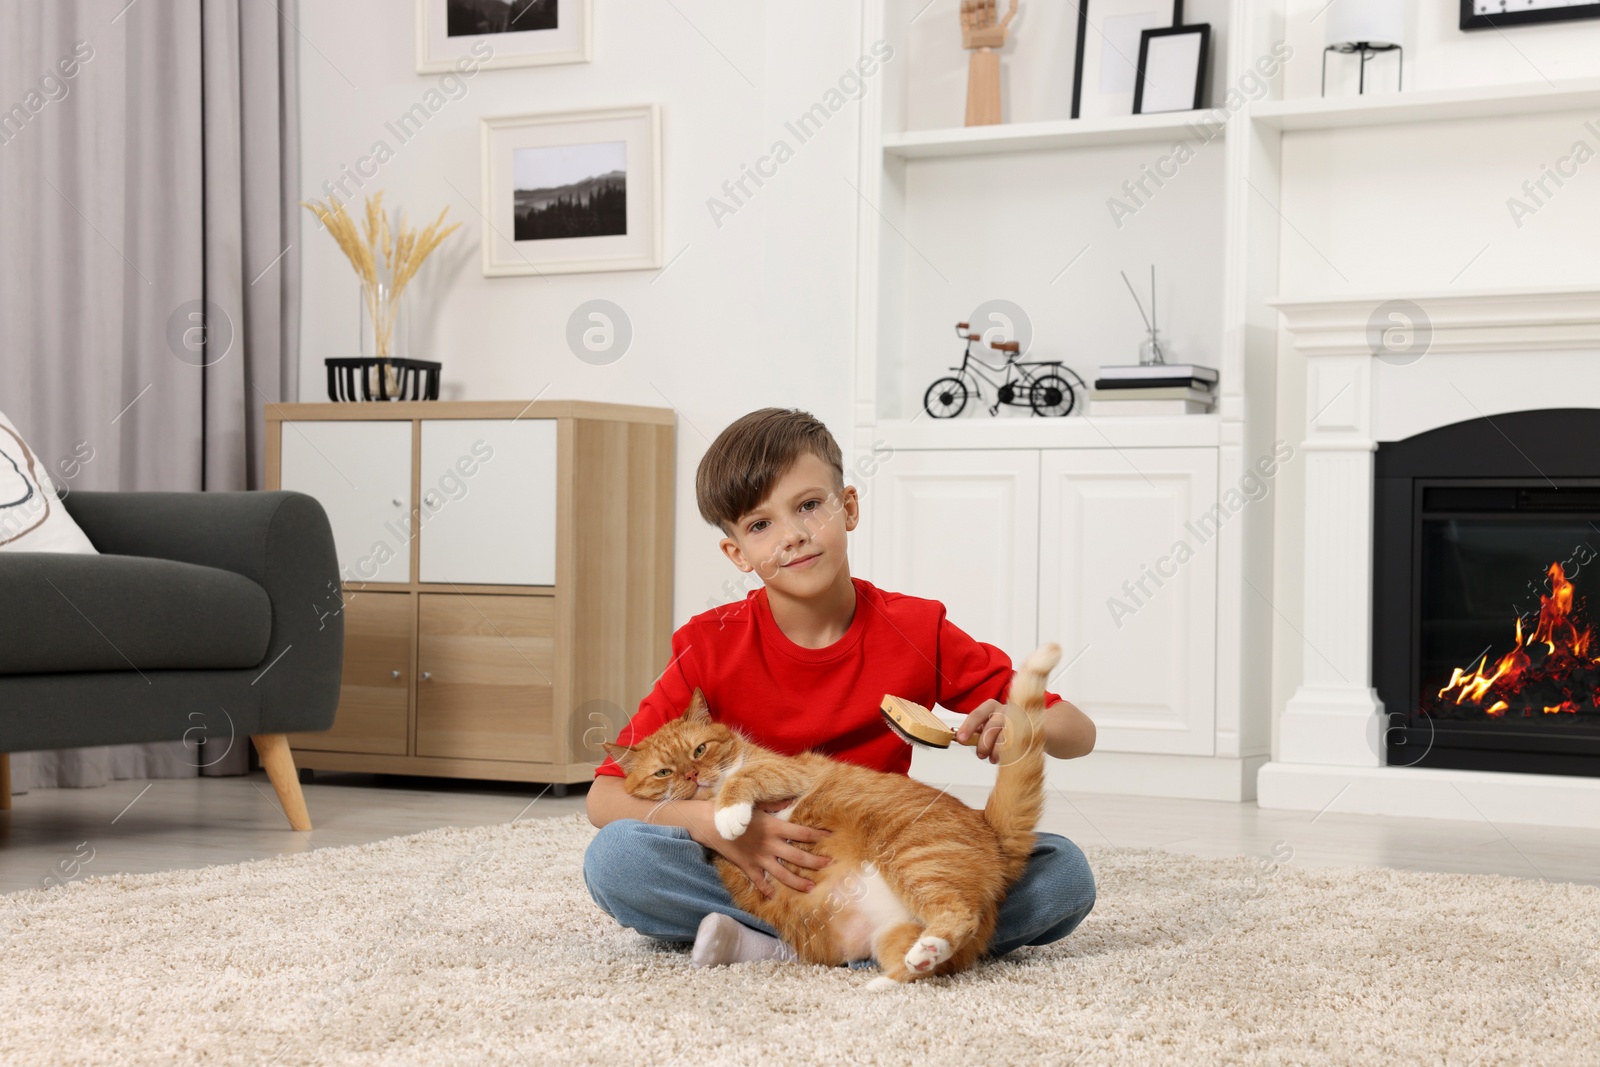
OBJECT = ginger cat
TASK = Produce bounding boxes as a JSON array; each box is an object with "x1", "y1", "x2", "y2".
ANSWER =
[{"x1": 600, "y1": 643, "x2": 1059, "y2": 989}]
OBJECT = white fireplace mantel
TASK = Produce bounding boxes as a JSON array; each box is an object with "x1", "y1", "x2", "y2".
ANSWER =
[
  {"x1": 1257, "y1": 287, "x2": 1600, "y2": 830},
  {"x1": 1270, "y1": 286, "x2": 1600, "y2": 358}
]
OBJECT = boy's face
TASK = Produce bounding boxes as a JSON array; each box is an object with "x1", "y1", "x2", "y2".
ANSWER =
[{"x1": 718, "y1": 452, "x2": 858, "y2": 599}]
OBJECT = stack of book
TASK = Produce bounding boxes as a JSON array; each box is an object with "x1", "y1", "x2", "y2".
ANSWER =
[{"x1": 1088, "y1": 364, "x2": 1219, "y2": 416}]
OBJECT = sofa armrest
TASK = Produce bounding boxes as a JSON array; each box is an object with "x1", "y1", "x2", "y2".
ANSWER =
[{"x1": 61, "y1": 491, "x2": 345, "y2": 733}]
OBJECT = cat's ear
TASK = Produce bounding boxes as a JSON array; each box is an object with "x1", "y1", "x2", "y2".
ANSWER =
[
  {"x1": 600, "y1": 741, "x2": 637, "y2": 770},
  {"x1": 682, "y1": 689, "x2": 712, "y2": 724}
]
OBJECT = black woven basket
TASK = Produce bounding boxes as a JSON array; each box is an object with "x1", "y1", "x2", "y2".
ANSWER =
[{"x1": 325, "y1": 357, "x2": 441, "y2": 402}]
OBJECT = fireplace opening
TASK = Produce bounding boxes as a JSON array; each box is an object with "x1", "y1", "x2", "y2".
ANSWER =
[{"x1": 1374, "y1": 410, "x2": 1600, "y2": 776}]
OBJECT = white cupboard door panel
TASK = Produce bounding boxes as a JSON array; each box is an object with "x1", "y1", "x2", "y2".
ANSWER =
[
  {"x1": 279, "y1": 421, "x2": 413, "y2": 584},
  {"x1": 1040, "y1": 448, "x2": 1218, "y2": 756},
  {"x1": 868, "y1": 449, "x2": 1040, "y2": 790},
  {"x1": 869, "y1": 450, "x2": 1039, "y2": 666},
  {"x1": 418, "y1": 419, "x2": 557, "y2": 586}
]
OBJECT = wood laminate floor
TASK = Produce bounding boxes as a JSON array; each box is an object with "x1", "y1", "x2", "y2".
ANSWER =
[{"x1": 3, "y1": 772, "x2": 1598, "y2": 895}]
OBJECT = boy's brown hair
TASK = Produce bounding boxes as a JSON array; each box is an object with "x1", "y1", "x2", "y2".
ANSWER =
[{"x1": 696, "y1": 408, "x2": 844, "y2": 530}]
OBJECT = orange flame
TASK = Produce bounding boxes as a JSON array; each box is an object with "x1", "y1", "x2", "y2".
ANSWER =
[{"x1": 1435, "y1": 562, "x2": 1596, "y2": 717}]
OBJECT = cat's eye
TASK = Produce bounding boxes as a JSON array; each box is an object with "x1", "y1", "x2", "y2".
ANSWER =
[
  {"x1": 693, "y1": 743, "x2": 707, "y2": 758},
  {"x1": 654, "y1": 768, "x2": 671, "y2": 777}
]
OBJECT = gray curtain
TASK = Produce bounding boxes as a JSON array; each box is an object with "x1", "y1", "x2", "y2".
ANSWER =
[{"x1": 0, "y1": 0, "x2": 299, "y2": 790}]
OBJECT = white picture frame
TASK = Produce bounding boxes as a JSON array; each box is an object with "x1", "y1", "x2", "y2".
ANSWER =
[
  {"x1": 416, "y1": 0, "x2": 592, "y2": 74},
  {"x1": 1074, "y1": 0, "x2": 1174, "y2": 120},
  {"x1": 480, "y1": 105, "x2": 662, "y2": 278}
]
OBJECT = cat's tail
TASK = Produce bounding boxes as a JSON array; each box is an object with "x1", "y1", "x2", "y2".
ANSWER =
[{"x1": 982, "y1": 643, "x2": 1060, "y2": 886}]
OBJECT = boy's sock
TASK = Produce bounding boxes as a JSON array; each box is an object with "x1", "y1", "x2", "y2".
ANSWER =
[{"x1": 690, "y1": 912, "x2": 797, "y2": 967}]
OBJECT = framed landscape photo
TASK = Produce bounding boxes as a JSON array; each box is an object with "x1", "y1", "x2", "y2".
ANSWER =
[
  {"x1": 1133, "y1": 24, "x2": 1209, "y2": 115},
  {"x1": 416, "y1": 0, "x2": 592, "y2": 74},
  {"x1": 1461, "y1": 0, "x2": 1600, "y2": 31},
  {"x1": 480, "y1": 106, "x2": 662, "y2": 277}
]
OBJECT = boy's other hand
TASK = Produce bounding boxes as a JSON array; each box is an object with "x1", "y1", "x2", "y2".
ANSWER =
[
  {"x1": 954, "y1": 699, "x2": 1008, "y2": 764},
  {"x1": 691, "y1": 805, "x2": 834, "y2": 900}
]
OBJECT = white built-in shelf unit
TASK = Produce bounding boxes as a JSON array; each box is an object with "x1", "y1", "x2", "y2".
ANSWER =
[
  {"x1": 1252, "y1": 75, "x2": 1600, "y2": 131},
  {"x1": 851, "y1": 0, "x2": 1600, "y2": 802},
  {"x1": 882, "y1": 111, "x2": 1213, "y2": 158},
  {"x1": 854, "y1": 3, "x2": 1600, "y2": 442}
]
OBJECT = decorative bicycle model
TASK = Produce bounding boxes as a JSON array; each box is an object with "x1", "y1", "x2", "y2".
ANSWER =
[{"x1": 922, "y1": 323, "x2": 1086, "y2": 419}]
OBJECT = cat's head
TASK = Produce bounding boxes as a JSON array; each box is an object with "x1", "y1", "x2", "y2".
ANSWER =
[{"x1": 600, "y1": 689, "x2": 745, "y2": 801}]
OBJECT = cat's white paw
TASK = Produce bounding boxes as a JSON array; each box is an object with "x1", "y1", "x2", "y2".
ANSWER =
[
  {"x1": 864, "y1": 976, "x2": 902, "y2": 993},
  {"x1": 904, "y1": 936, "x2": 951, "y2": 974},
  {"x1": 714, "y1": 801, "x2": 754, "y2": 841}
]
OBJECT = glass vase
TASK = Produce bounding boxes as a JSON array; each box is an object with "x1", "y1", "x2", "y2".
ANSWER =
[
  {"x1": 1138, "y1": 330, "x2": 1171, "y2": 366},
  {"x1": 358, "y1": 282, "x2": 408, "y2": 398}
]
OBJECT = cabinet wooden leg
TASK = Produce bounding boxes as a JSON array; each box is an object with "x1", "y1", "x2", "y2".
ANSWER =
[
  {"x1": 1, "y1": 753, "x2": 10, "y2": 811},
  {"x1": 251, "y1": 734, "x2": 312, "y2": 831}
]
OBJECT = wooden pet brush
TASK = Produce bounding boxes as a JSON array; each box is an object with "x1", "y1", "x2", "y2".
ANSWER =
[{"x1": 880, "y1": 695, "x2": 979, "y2": 749}]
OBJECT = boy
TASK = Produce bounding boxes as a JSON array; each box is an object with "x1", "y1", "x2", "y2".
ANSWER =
[{"x1": 584, "y1": 408, "x2": 1096, "y2": 969}]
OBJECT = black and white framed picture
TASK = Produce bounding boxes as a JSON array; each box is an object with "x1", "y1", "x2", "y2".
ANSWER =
[
  {"x1": 480, "y1": 106, "x2": 661, "y2": 277},
  {"x1": 416, "y1": 0, "x2": 592, "y2": 74},
  {"x1": 1462, "y1": 0, "x2": 1600, "y2": 31},
  {"x1": 1133, "y1": 24, "x2": 1210, "y2": 115},
  {"x1": 1071, "y1": 0, "x2": 1179, "y2": 119}
]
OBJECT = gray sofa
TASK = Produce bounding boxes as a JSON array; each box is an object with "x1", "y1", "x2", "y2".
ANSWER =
[{"x1": 0, "y1": 491, "x2": 344, "y2": 830}]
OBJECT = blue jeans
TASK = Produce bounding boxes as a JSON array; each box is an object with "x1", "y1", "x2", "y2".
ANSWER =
[{"x1": 583, "y1": 819, "x2": 1095, "y2": 967}]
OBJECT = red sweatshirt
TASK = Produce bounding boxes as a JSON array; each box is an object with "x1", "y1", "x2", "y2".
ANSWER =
[{"x1": 594, "y1": 577, "x2": 1060, "y2": 779}]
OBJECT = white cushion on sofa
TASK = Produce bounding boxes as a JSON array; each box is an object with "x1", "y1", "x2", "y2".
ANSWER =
[{"x1": 0, "y1": 410, "x2": 97, "y2": 554}]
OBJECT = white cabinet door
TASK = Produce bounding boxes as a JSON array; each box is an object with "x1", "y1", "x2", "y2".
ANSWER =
[
  {"x1": 867, "y1": 449, "x2": 1040, "y2": 788},
  {"x1": 868, "y1": 449, "x2": 1040, "y2": 666},
  {"x1": 1039, "y1": 448, "x2": 1218, "y2": 755},
  {"x1": 280, "y1": 421, "x2": 413, "y2": 584},
  {"x1": 418, "y1": 419, "x2": 557, "y2": 586}
]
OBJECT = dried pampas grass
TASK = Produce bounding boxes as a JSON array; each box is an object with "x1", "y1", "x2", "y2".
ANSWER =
[{"x1": 301, "y1": 191, "x2": 461, "y2": 365}]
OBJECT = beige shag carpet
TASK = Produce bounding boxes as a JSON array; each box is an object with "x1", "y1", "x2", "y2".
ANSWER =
[{"x1": 2, "y1": 812, "x2": 1597, "y2": 1066}]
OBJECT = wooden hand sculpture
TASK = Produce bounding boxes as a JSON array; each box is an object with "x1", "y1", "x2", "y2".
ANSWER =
[{"x1": 960, "y1": 0, "x2": 1018, "y2": 126}]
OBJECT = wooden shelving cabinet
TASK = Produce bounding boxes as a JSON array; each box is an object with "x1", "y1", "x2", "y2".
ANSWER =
[{"x1": 265, "y1": 400, "x2": 674, "y2": 793}]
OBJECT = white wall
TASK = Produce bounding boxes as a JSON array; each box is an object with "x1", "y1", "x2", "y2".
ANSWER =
[
  {"x1": 297, "y1": 1, "x2": 867, "y2": 626},
  {"x1": 1267, "y1": 1, "x2": 1600, "y2": 754}
]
